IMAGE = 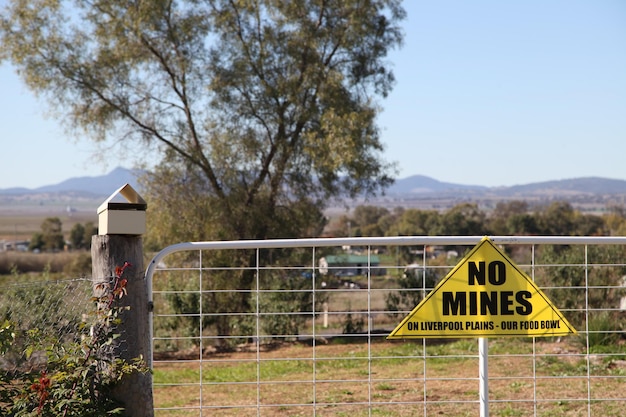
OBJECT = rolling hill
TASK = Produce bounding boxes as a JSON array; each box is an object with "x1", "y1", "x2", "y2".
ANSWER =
[
  {"x1": 0, "y1": 167, "x2": 143, "y2": 197},
  {"x1": 2, "y1": 168, "x2": 626, "y2": 213},
  {"x1": 385, "y1": 175, "x2": 626, "y2": 197}
]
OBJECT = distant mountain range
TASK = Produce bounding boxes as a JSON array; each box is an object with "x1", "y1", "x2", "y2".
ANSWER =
[
  {"x1": 2, "y1": 167, "x2": 626, "y2": 202},
  {"x1": 0, "y1": 167, "x2": 143, "y2": 197},
  {"x1": 386, "y1": 175, "x2": 626, "y2": 198}
]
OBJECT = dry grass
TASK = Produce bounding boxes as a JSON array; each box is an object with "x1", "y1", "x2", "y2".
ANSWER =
[
  {"x1": 152, "y1": 337, "x2": 626, "y2": 417},
  {"x1": 0, "y1": 210, "x2": 96, "y2": 275},
  {"x1": 0, "y1": 251, "x2": 88, "y2": 275},
  {"x1": 0, "y1": 211, "x2": 96, "y2": 241}
]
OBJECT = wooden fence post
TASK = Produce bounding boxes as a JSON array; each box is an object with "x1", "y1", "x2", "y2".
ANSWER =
[{"x1": 92, "y1": 184, "x2": 153, "y2": 417}]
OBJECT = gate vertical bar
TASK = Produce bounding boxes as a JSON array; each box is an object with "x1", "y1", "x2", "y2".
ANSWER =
[
  {"x1": 421, "y1": 245, "x2": 427, "y2": 416},
  {"x1": 199, "y1": 249, "x2": 203, "y2": 416},
  {"x1": 256, "y1": 248, "x2": 261, "y2": 417},
  {"x1": 479, "y1": 337, "x2": 489, "y2": 417},
  {"x1": 584, "y1": 245, "x2": 591, "y2": 417},
  {"x1": 312, "y1": 246, "x2": 318, "y2": 416},
  {"x1": 367, "y1": 245, "x2": 373, "y2": 416},
  {"x1": 531, "y1": 244, "x2": 537, "y2": 416}
]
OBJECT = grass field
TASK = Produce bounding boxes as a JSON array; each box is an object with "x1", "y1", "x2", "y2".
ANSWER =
[
  {"x1": 0, "y1": 207, "x2": 97, "y2": 275},
  {"x1": 0, "y1": 210, "x2": 97, "y2": 241},
  {"x1": 151, "y1": 336, "x2": 626, "y2": 417},
  {"x1": 4, "y1": 210, "x2": 625, "y2": 416}
]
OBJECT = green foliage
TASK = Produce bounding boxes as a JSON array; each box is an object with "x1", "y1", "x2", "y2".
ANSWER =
[
  {"x1": 333, "y1": 200, "x2": 614, "y2": 241},
  {"x1": 436, "y1": 203, "x2": 488, "y2": 236},
  {"x1": 536, "y1": 244, "x2": 626, "y2": 327},
  {"x1": 536, "y1": 202, "x2": 574, "y2": 235},
  {"x1": 350, "y1": 206, "x2": 391, "y2": 237},
  {"x1": 40, "y1": 217, "x2": 65, "y2": 252},
  {"x1": 585, "y1": 311, "x2": 622, "y2": 349},
  {"x1": 0, "y1": 0, "x2": 405, "y2": 246},
  {"x1": 385, "y1": 266, "x2": 442, "y2": 317},
  {"x1": 160, "y1": 264, "x2": 326, "y2": 350},
  {"x1": 342, "y1": 303, "x2": 365, "y2": 335},
  {"x1": 69, "y1": 223, "x2": 85, "y2": 249},
  {"x1": 0, "y1": 320, "x2": 16, "y2": 409},
  {"x1": 258, "y1": 274, "x2": 326, "y2": 340},
  {"x1": 0, "y1": 320, "x2": 14, "y2": 355},
  {"x1": 489, "y1": 201, "x2": 538, "y2": 235},
  {"x1": 0, "y1": 265, "x2": 147, "y2": 416},
  {"x1": 84, "y1": 222, "x2": 98, "y2": 244},
  {"x1": 62, "y1": 252, "x2": 92, "y2": 277},
  {"x1": 23, "y1": 216, "x2": 68, "y2": 253},
  {"x1": 158, "y1": 271, "x2": 203, "y2": 351},
  {"x1": 0, "y1": 278, "x2": 88, "y2": 366},
  {"x1": 386, "y1": 208, "x2": 440, "y2": 237},
  {"x1": 68, "y1": 222, "x2": 97, "y2": 250},
  {"x1": 29, "y1": 232, "x2": 45, "y2": 252}
]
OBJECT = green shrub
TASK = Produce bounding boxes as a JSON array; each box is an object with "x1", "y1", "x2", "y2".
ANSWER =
[
  {"x1": 0, "y1": 263, "x2": 147, "y2": 416},
  {"x1": 385, "y1": 266, "x2": 442, "y2": 317},
  {"x1": 586, "y1": 311, "x2": 622, "y2": 349},
  {"x1": 342, "y1": 303, "x2": 365, "y2": 335}
]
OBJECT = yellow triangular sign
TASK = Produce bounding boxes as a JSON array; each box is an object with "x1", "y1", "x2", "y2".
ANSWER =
[{"x1": 388, "y1": 237, "x2": 577, "y2": 338}]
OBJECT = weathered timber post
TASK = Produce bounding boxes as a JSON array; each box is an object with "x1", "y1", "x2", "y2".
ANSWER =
[{"x1": 93, "y1": 184, "x2": 153, "y2": 417}]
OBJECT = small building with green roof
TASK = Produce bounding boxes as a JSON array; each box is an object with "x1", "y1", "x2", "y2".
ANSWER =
[{"x1": 319, "y1": 254, "x2": 385, "y2": 277}]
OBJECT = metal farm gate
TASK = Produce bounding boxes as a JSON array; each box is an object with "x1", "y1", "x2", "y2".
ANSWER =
[{"x1": 145, "y1": 236, "x2": 626, "y2": 416}]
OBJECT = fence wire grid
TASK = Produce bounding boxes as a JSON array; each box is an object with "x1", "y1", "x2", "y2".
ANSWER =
[
  {"x1": 146, "y1": 236, "x2": 626, "y2": 417},
  {"x1": 0, "y1": 278, "x2": 93, "y2": 371}
]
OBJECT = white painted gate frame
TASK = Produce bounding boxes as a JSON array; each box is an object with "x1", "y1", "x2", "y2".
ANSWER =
[{"x1": 146, "y1": 236, "x2": 626, "y2": 416}]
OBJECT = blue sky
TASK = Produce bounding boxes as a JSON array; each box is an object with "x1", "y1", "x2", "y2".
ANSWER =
[{"x1": 1, "y1": 0, "x2": 625, "y2": 189}]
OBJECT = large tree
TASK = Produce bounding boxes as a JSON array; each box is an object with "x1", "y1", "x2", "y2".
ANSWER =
[
  {"x1": 1, "y1": 0, "x2": 405, "y2": 243},
  {"x1": 1, "y1": 0, "x2": 405, "y2": 346}
]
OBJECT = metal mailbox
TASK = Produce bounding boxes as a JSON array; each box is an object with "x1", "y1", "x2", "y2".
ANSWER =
[{"x1": 97, "y1": 183, "x2": 147, "y2": 235}]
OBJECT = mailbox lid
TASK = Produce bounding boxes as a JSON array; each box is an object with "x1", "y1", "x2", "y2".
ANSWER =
[{"x1": 97, "y1": 183, "x2": 147, "y2": 215}]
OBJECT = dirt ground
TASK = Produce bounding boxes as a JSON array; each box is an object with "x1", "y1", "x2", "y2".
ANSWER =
[{"x1": 153, "y1": 337, "x2": 626, "y2": 417}]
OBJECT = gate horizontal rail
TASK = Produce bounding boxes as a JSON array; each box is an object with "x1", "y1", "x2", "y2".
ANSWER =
[{"x1": 146, "y1": 236, "x2": 626, "y2": 416}]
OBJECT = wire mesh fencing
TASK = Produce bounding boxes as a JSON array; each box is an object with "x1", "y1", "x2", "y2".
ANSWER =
[
  {"x1": 0, "y1": 278, "x2": 93, "y2": 372},
  {"x1": 144, "y1": 236, "x2": 626, "y2": 416}
]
